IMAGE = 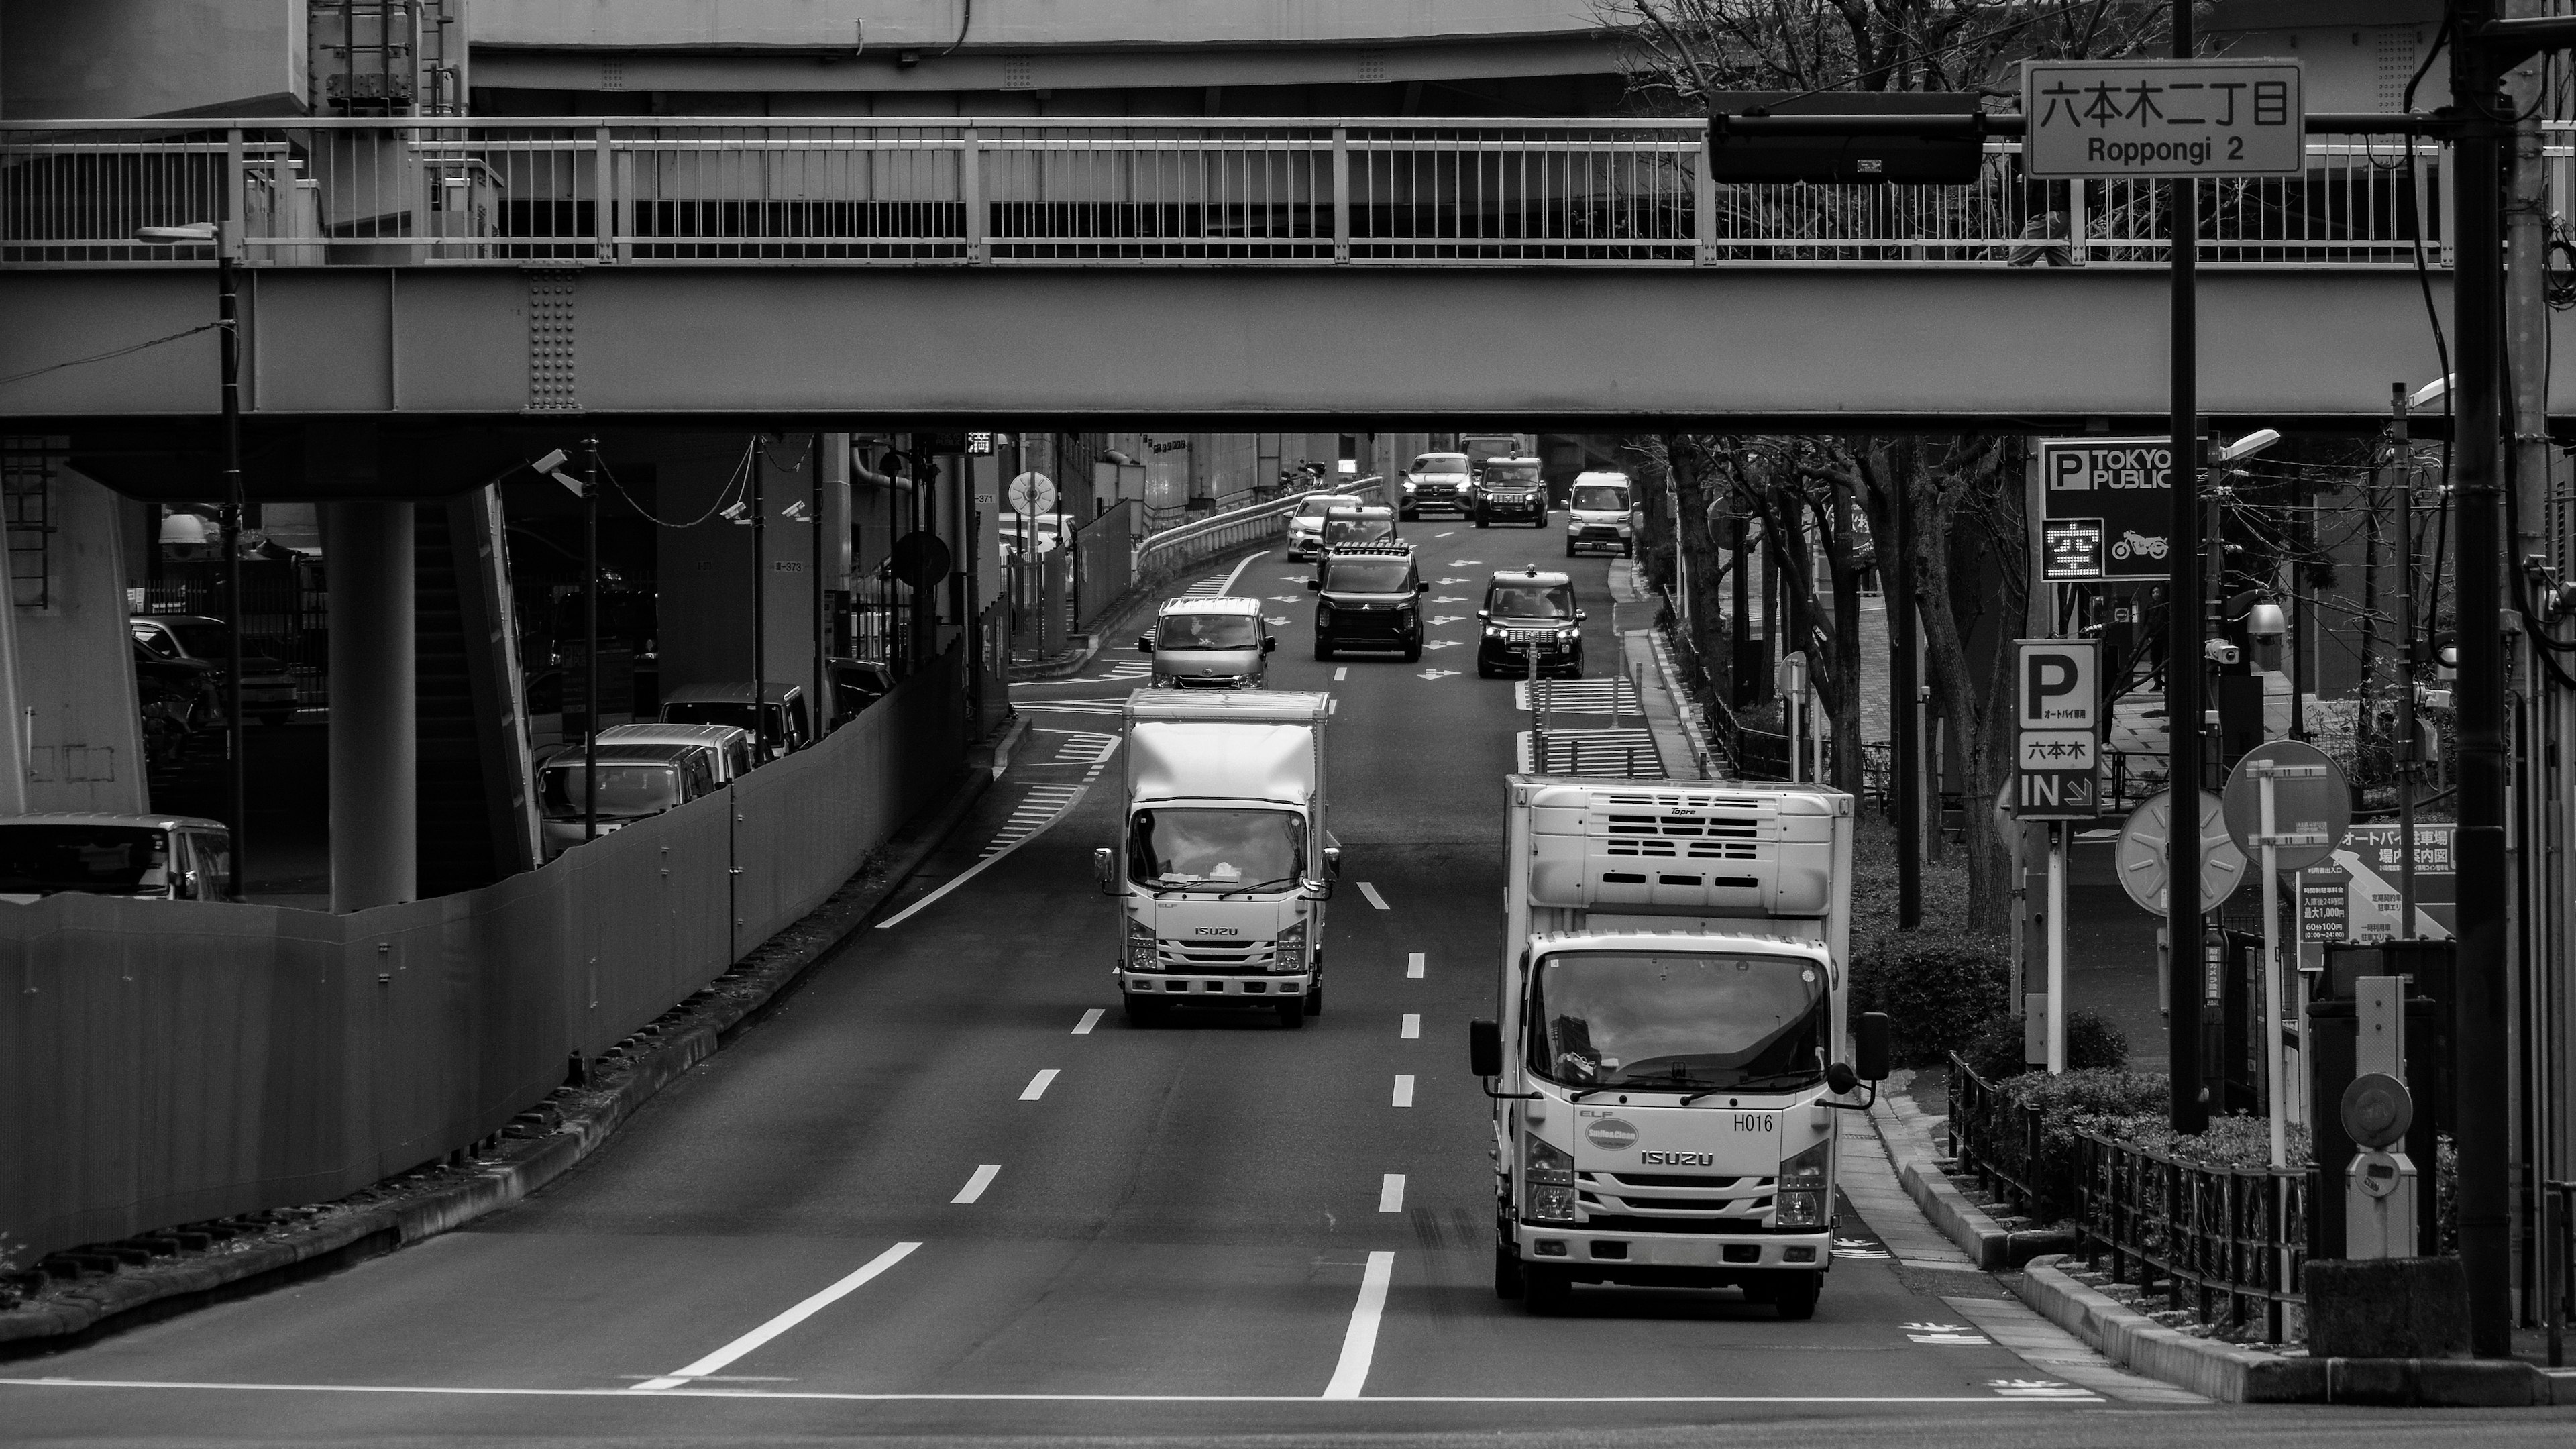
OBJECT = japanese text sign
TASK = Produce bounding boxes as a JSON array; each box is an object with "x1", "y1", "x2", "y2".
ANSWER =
[
  {"x1": 2013, "y1": 637, "x2": 2101, "y2": 820},
  {"x1": 2022, "y1": 60, "x2": 2304, "y2": 178},
  {"x1": 2039, "y1": 437, "x2": 2175, "y2": 580}
]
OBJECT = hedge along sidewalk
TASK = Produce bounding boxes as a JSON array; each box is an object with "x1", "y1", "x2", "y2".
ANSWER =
[
  {"x1": 0, "y1": 733, "x2": 1014, "y2": 1358},
  {"x1": 1871, "y1": 1075, "x2": 2073, "y2": 1273},
  {"x1": 2014, "y1": 1256, "x2": 2567, "y2": 1406}
]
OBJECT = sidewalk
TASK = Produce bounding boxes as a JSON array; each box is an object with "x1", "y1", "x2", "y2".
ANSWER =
[{"x1": 1608, "y1": 561, "x2": 1713, "y2": 778}]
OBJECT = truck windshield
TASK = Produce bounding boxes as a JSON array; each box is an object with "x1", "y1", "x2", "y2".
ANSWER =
[
  {"x1": 1128, "y1": 807, "x2": 1306, "y2": 890},
  {"x1": 1157, "y1": 615, "x2": 1260, "y2": 650},
  {"x1": 0, "y1": 826, "x2": 170, "y2": 896},
  {"x1": 1525, "y1": 951, "x2": 1827, "y2": 1091},
  {"x1": 1487, "y1": 582, "x2": 1575, "y2": 619},
  {"x1": 1323, "y1": 559, "x2": 1412, "y2": 592},
  {"x1": 1570, "y1": 486, "x2": 1628, "y2": 513},
  {"x1": 539, "y1": 763, "x2": 686, "y2": 820}
]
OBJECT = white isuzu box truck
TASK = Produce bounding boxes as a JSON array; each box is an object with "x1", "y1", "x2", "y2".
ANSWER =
[
  {"x1": 1469, "y1": 777, "x2": 1889, "y2": 1318},
  {"x1": 1095, "y1": 690, "x2": 1338, "y2": 1028}
]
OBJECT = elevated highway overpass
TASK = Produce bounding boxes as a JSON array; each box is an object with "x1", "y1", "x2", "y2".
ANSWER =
[{"x1": 0, "y1": 115, "x2": 2530, "y2": 480}]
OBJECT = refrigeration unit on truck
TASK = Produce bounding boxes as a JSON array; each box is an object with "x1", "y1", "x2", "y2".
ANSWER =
[
  {"x1": 1095, "y1": 690, "x2": 1340, "y2": 1030},
  {"x1": 1468, "y1": 777, "x2": 1889, "y2": 1319}
]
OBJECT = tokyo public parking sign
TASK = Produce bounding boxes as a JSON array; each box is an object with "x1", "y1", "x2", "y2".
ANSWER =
[
  {"x1": 2022, "y1": 59, "x2": 2304, "y2": 178},
  {"x1": 2040, "y1": 437, "x2": 2176, "y2": 581}
]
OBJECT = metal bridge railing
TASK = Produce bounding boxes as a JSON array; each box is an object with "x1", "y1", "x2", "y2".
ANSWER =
[
  {"x1": 0, "y1": 116, "x2": 2472, "y2": 268},
  {"x1": 1130, "y1": 477, "x2": 1383, "y2": 593}
]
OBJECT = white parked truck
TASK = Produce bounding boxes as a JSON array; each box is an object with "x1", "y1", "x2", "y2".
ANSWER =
[
  {"x1": 1095, "y1": 690, "x2": 1339, "y2": 1029},
  {"x1": 1469, "y1": 777, "x2": 1888, "y2": 1319}
]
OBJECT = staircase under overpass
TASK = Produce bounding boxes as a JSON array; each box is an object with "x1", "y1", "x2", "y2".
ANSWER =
[{"x1": 0, "y1": 115, "x2": 2550, "y2": 470}]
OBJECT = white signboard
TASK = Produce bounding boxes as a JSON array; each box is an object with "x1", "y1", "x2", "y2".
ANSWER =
[
  {"x1": 2018, "y1": 730, "x2": 2098, "y2": 771},
  {"x1": 2015, "y1": 639, "x2": 2099, "y2": 732},
  {"x1": 2022, "y1": 60, "x2": 2304, "y2": 178}
]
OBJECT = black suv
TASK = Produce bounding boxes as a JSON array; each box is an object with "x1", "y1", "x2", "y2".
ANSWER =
[
  {"x1": 1472, "y1": 457, "x2": 1547, "y2": 527},
  {"x1": 1309, "y1": 545, "x2": 1428, "y2": 662},
  {"x1": 1474, "y1": 568, "x2": 1586, "y2": 678}
]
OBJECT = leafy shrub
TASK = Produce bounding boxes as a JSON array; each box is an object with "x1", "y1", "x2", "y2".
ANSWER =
[
  {"x1": 1850, "y1": 928, "x2": 2008, "y2": 1066},
  {"x1": 1961, "y1": 1008, "x2": 2129, "y2": 1081}
]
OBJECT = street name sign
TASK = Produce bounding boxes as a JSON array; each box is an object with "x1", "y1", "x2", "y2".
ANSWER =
[
  {"x1": 2039, "y1": 436, "x2": 2176, "y2": 580},
  {"x1": 2012, "y1": 637, "x2": 2100, "y2": 819},
  {"x1": 2022, "y1": 59, "x2": 2305, "y2": 178}
]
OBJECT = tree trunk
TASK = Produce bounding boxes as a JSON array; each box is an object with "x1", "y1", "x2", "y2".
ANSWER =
[{"x1": 1664, "y1": 438, "x2": 1733, "y2": 684}]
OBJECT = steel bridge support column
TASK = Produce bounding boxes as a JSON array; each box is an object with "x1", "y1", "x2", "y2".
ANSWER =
[{"x1": 326, "y1": 500, "x2": 416, "y2": 912}]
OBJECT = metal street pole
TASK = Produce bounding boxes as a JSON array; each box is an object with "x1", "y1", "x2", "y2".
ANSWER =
[
  {"x1": 2396, "y1": 390, "x2": 2420, "y2": 934},
  {"x1": 2164, "y1": 0, "x2": 2206, "y2": 1134},
  {"x1": 752, "y1": 440, "x2": 768, "y2": 758},
  {"x1": 582, "y1": 436, "x2": 600, "y2": 843},
  {"x1": 812, "y1": 433, "x2": 826, "y2": 735},
  {"x1": 217, "y1": 240, "x2": 246, "y2": 899},
  {"x1": 2047, "y1": 820, "x2": 2067, "y2": 1073},
  {"x1": 2449, "y1": 0, "x2": 2514, "y2": 1357},
  {"x1": 1894, "y1": 466, "x2": 1921, "y2": 928}
]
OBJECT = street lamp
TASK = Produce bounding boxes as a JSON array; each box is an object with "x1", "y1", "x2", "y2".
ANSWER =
[{"x1": 135, "y1": 220, "x2": 246, "y2": 898}]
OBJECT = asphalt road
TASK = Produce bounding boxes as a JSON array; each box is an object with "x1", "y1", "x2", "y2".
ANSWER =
[{"x1": 9, "y1": 522, "x2": 2571, "y2": 1446}]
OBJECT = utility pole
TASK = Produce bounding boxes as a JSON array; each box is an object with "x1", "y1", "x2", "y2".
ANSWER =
[
  {"x1": 1894, "y1": 470, "x2": 1921, "y2": 928},
  {"x1": 217, "y1": 229, "x2": 247, "y2": 899},
  {"x1": 752, "y1": 440, "x2": 768, "y2": 759},
  {"x1": 582, "y1": 436, "x2": 600, "y2": 842},
  {"x1": 2164, "y1": 0, "x2": 2206, "y2": 1136},
  {"x1": 2395, "y1": 388, "x2": 2421, "y2": 935},
  {"x1": 812, "y1": 434, "x2": 826, "y2": 735},
  {"x1": 2447, "y1": 0, "x2": 2513, "y2": 1358}
]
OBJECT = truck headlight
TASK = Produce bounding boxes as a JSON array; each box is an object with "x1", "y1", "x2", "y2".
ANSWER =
[
  {"x1": 1774, "y1": 1138, "x2": 1830, "y2": 1226},
  {"x1": 1523, "y1": 1133, "x2": 1576, "y2": 1222},
  {"x1": 1126, "y1": 917, "x2": 1159, "y2": 971},
  {"x1": 1273, "y1": 920, "x2": 1307, "y2": 972},
  {"x1": 1776, "y1": 1190, "x2": 1825, "y2": 1227}
]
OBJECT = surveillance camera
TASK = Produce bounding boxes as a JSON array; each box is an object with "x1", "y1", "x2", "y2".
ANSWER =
[
  {"x1": 2245, "y1": 602, "x2": 2286, "y2": 639},
  {"x1": 530, "y1": 449, "x2": 569, "y2": 476},
  {"x1": 720, "y1": 502, "x2": 751, "y2": 525},
  {"x1": 2204, "y1": 639, "x2": 2241, "y2": 666}
]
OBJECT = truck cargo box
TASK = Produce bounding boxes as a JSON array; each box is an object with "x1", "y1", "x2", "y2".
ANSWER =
[
  {"x1": 1126, "y1": 690, "x2": 1329, "y2": 806},
  {"x1": 1513, "y1": 776, "x2": 1848, "y2": 918}
]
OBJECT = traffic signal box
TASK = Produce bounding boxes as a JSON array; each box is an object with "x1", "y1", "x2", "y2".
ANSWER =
[{"x1": 2306, "y1": 941, "x2": 2455, "y2": 1261}]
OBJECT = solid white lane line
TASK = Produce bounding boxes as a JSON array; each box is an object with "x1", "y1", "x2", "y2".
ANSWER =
[
  {"x1": 1379, "y1": 1175, "x2": 1405, "y2": 1212},
  {"x1": 1020, "y1": 1069, "x2": 1059, "y2": 1101},
  {"x1": 629, "y1": 1242, "x2": 920, "y2": 1392},
  {"x1": 1334, "y1": 667, "x2": 1348, "y2": 681},
  {"x1": 1217, "y1": 552, "x2": 1260, "y2": 597},
  {"x1": 1391, "y1": 1075, "x2": 1415, "y2": 1108},
  {"x1": 1400, "y1": 1014, "x2": 1421, "y2": 1040},
  {"x1": 1358, "y1": 881, "x2": 1389, "y2": 910},
  {"x1": 952, "y1": 1164, "x2": 1002, "y2": 1204},
  {"x1": 1407, "y1": 952, "x2": 1424, "y2": 979},
  {"x1": 1320, "y1": 1251, "x2": 1396, "y2": 1400},
  {"x1": 0, "y1": 1379, "x2": 2108, "y2": 1405},
  {"x1": 877, "y1": 786, "x2": 1087, "y2": 929},
  {"x1": 1073, "y1": 1008, "x2": 1104, "y2": 1034}
]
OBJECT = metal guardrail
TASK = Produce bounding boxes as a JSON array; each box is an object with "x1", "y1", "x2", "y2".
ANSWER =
[
  {"x1": 1130, "y1": 476, "x2": 1383, "y2": 590},
  {"x1": 1945, "y1": 1053, "x2": 2061, "y2": 1220},
  {"x1": 2072, "y1": 1129, "x2": 2312, "y2": 1345},
  {"x1": 0, "y1": 117, "x2": 2472, "y2": 268}
]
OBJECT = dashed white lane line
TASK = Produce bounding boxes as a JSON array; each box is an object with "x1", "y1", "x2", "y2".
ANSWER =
[
  {"x1": 1334, "y1": 667, "x2": 1348, "y2": 681},
  {"x1": 1358, "y1": 881, "x2": 1389, "y2": 910},
  {"x1": 1391, "y1": 1075, "x2": 1414, "y2": 1108},
  {"x1": 952, "y1": 1165, "x2": 1002, "y2": 1204},
  {"x1": 1321, "y1": 1252, "x2": 1396, "y2": 1400},
  {"x1": 1400, "y1": 1014, "x2": 1421, "y2": 1039},
  {"x1": 1407, "y1": 952, "x2": 1424, "y2": 979},
  {"x1": 1378, "y1": 1174, "x2": 1406, "y2": 1212},
  {"x1": 1020, "y1": 1069, "x2": 1059, "y2": 1101},
  {"x1": 1073, "y1": 1008, "x2": 1104, "y2": 1034},
  {"x1": 628, "y1": 1242, "x2": 920, "y2": 1392}
]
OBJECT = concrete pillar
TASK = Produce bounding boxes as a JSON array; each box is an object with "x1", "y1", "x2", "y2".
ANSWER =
[
  {"x1": 5, "y1": 467, "x2": 145, "y2": 816},
  {"x1": 325, "y1": 500, "x2": 416, "y2": 911}
]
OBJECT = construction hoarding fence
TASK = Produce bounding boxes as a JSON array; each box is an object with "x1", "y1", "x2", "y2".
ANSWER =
[{"x1": 0, "y1": 648, "x2": 964, "y2": 1261}]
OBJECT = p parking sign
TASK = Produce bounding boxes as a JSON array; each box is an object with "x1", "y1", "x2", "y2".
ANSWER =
[{"x1": 2014, "y1": 638, "x2": 2101, "y2": 820}]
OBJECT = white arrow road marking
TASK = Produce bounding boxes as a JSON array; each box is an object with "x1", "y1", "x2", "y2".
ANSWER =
[
  {"x1": 951, "y1": 1165, "x2": 1002, "y2": 1204},
  {"x1": 1379, "y1": 1175, "x2": 1405, "y2": 1212},
  {"x1": 1020, "y1": 1069, "x2": 1059, "y2": 1101},
  {"x1": 1269, "y1": 595, "x2": 1303, "y2": 603},
  {"x1": 1391, "y1": 1075, "x2": 1414, "y2": 1107},
  {"x1": 1358, "y1": 881, "x2": 1390, "y2": 910},
  {"x1": 1433, "y1": 596, "x2": 1468, "y2": 603},
  {"x1": 1428, "y1": 616, "x2": 1466, "y2": 625},
  {"x1": 1401, "y1": 1014, "x2": 1420, "y2": 1039},
  {"x1": 1903, "y1": 1321, "x2": 1990, "y2": 1345},
  {"x1": 1448, "y1": 559, "x2": 1482, "y2": 566},
  {"x1": 628, "y1": 1242, "x2": 920, "y2": 1391},
  {"x1": 1415, "y1": 669, "x2": 1459, "y2": 681},
  {"x1": 1320, "y1": 1252, "x2": 1397, "y2": 1399},
  {"x1": 1073, "y1": 1008, "x2": 1104, "y2": 1034},
  {"x1": 1436, "y1": 577, "x2": 1469, "y2": 584},
  {"x1": 1421, "y1": 640, "x2": 1461, "y2": 650},
  {"x1": 1267, "y1": 616, "x2": 1291, "y2": 625},
  {"x1": 1407, "y1": 952, "x2": 1425, "y2": 979}
]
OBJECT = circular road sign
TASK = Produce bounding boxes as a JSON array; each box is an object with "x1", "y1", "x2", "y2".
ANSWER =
[
  {"x1": 2115, "y1": 788, "x2": 2247, "y2": 918},
  {"x1": 888, "y1": 530, "x2": 953, "y2": 590},
  {"x1": 2341, "y1": 1072, "x2": 2414, "y2": 1150},
  {"x1": 2221, "y1": 739, "x2": 2352, "y2": 873},
  {"x1": 1007, "y1": 471, "x2": 1057, "y2": 516}
]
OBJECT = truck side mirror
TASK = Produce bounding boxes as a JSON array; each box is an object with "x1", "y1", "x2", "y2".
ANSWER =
[
  {"x1": 1468, "y1": 1018, "x2": 1503, "y2": 1078},
  {"x1": 1856, "y1": 1011, "x2": 1891, "y2": 1081},
  {"x1": 1575, "y1": 610, "x2": 1588, "y2": 621},
  {"x1": 1306, "y1": 579, "x2": 1322, "y2": 592},
  {"x1": 1091, "y1": 846, "x2": 1117, "y2": 894},
  {"x1": 1416, "y1": 581, "x2": 1429, "y2": 594},
  {"x1": 1136, "y1": 635, "x2": 1155, "y2": 653},
  {"x1": 1262, "y1": 636, "x2": 1277, "y2": 654}
]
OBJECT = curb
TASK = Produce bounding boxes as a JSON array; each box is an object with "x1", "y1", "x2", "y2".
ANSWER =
[
  {"x1": 1868, "y1": 1089, "x2": 2074, "y2": 1271},
  {"x1": 0, "y1": 757, "x2": 999, "y2": 1358},
  {"x1": 2015, "y1": 1256, "x2": 2561, "y2": 1405},
  {"x1": 1644, "y1": 627, "x2": 1720, "y2": 779}
]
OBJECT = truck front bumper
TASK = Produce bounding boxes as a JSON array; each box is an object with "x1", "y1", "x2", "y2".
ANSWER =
[
  {"x1": 1121, "y1": 971, "x2": 1311, "y2": 1003},
  {"x1": 1512, "y1": 1222, "x2": 1831, "y2": 1274}
]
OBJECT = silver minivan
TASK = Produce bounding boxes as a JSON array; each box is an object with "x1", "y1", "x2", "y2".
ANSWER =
[
  {"x1": 1140, "y1": 596, "x2": 1275, "y2": 689},
  {"x1": 0, "y1": 812, "x2": 236, "y2": 903},
  {"x1": 594, "y1": 722, "x2": 757, "y2": 784},
  {"x1": 537, "y1": 744, "x2": 718, "y2": 860}
]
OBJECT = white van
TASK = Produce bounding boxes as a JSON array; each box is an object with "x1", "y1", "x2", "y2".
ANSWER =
[
  {"x1": 594, "y1": 722, "x2": 757, "y2": 783},
  {"x1": 1566, "y1": 470, "x2": 1635, "y2": 557},
  {"x1": 1141, "y1": 595, "x2": 1274, "y2": 689}
]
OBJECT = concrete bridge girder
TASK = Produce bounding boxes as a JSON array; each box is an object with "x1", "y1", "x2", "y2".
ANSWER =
[{"x1": 0, "y1": 264, "x2": 2506, "y2": 453}]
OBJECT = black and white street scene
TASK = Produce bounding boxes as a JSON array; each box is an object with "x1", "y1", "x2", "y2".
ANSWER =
[{"x1": 7, "y1": 3, "x2": 2576, "y2": 1446}]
